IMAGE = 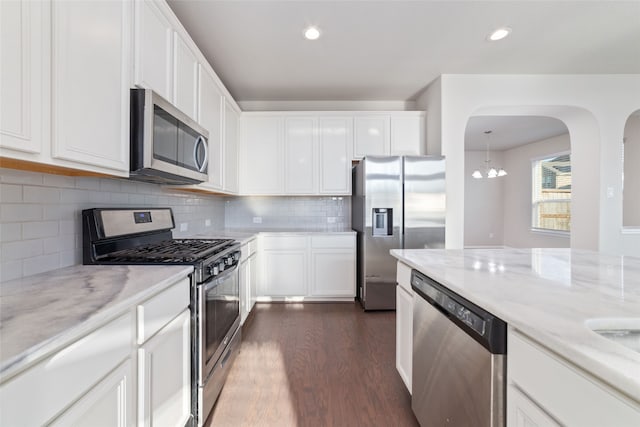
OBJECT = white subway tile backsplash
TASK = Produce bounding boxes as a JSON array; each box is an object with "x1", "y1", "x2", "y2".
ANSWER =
[
  {"x1": 23, "y1": 253, "x2": 60, "y2": 275},
  {"x1": 1, "y1": 260, "x2": 22, "y2": 282},
  {"x1": 0, "y1": 169, "x2": 44, "y2": 185},
  {"x1": 60, "y1": 188, "x2": 91, "y2": 203},
  {"x1": 0, "y1": 184, "x2": 23, "y2": 202},
  {"x1": 44, "y1": 234, "x2": 75, "y2": 254},
  {"x1": 1, "y1": 168, "x2": 227, "y2": 280},
  {"x1": 59, "y1": 220, "x2": 76, "y2": 235},
  {"x1": 100, "y1": 179, "x2": 121, "y2": 192},
  {"x1": 0, "y1": 223, "x2": 21, "y2": 242},
  {"x1": 43, "y1": 174, "x2": 76, "y2": 188},
  {"x1": 23, "y1": 186, "x2": 60, "y2": 203},
  {"x1": 1, "y1": 204, "x2": 43, "y2": 222},
  {"x1": 2, "y1": 239, "x2": 43, "y2": 261},
  {"x1": 59, "y1": 249, "x2": 80, "y2": 268},
  {"x1": 75, "y1": 177, "x2": 101, "y2": 191},
  {"x1": 22, "y1": 221, "x2": 59, "y2": 240}
]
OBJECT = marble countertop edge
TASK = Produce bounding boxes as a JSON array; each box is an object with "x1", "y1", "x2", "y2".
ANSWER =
[{"x1": 0, "y1": 265, "x2": 193, "y2": 381}]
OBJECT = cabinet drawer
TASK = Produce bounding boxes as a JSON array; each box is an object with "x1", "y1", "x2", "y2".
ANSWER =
[
  {"x1": 311, "y1": 234, "x2": 355, "y2": 249},
  {"x1": 137, "y1": 278, "x2": 190, "y2": 344},
  {"x1": 0, "y1": 313, "x2": 132, "y2": 426},
  {"x1": 261, "y1": 235, "x2": 307, "y2": 250},
  {"x1": 508, "y1": 329, "x2": 640, "y2": 426}
]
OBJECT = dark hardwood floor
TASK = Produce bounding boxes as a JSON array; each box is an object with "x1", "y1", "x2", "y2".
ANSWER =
[{"x1": 206, "y1": 303, "x2": 419, "y2": 427}]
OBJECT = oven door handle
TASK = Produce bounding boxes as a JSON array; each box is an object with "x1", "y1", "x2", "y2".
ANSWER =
[{"x1": 204, "y1": 263, "x2": 239, "y2": 290}]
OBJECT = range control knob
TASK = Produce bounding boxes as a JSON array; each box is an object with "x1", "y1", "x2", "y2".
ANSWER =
[{"x1": 225, "y1": 256, "x2": 233, "y2": 266}]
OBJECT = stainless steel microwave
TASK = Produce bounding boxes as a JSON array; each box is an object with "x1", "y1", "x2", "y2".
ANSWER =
[{"x1": 130, "y1": 88, "x2": 209, "y2": 184}]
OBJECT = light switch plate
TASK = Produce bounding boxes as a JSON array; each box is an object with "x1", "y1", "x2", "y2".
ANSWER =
[{"x1": 253, "y1": 217, "x2": 262, "y2": 224}]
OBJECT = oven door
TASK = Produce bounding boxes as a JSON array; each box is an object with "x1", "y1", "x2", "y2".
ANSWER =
[{"x1": 196, "y1": 263, "x2": 240, "y2": 386}]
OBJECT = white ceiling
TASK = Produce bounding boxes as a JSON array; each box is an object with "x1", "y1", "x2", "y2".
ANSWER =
[
  {"x1": 167, "y1": 0, "x2": 640, "y2": 103},
  {"x1": 464, "y1": 116, "x2": 568, "y2": 151}
]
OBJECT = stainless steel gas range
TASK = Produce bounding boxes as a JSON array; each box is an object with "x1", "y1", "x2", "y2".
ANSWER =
[{"x1": 82, "y1": 207, "x2": 241, "y2": 426}]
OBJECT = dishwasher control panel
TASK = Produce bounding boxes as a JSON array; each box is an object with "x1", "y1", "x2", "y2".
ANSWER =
[{"x1": 411, "y1": 269, "x2": 507, "y2": 354}]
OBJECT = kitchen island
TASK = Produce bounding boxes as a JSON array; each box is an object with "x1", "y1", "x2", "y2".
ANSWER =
[{"x1": 391, "y1": 248, "x2": 640, "y2": 426}]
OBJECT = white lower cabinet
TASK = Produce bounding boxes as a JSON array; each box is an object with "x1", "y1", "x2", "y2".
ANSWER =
[
  {"x1": 138, "y1": 310, "x2": 191, "y2": 427},
  {"x1": 258, "y1": 233, "x2": 356, "y2": 301},
  {"x1": 0, "y1": 275, "x2": 191, "y2": 427},
  {"x1": 50, "y1": 360, "x2": 134, "y2": 427},
  {"x1": 239, "y1": 238, "x2": 258, "y2": 324},
  {"x1": 0, "y1": 313, "x2": 133, "y2": 426},
  {"x1": 395, "y1": 262, "x2": 413, "y2": 394},
  {"x1": 262, "y1": 250, "x2": 308, "y2": 297},
  {"x1": 507, "y1": 328, "x2": 640, "y2": 426}
]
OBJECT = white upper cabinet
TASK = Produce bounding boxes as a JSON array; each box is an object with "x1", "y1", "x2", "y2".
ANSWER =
[
  {"x1": 353, "y1": 115, "x2": 390, "y2": 158},
  {"x1": 318, "y1": 117, "x2": 352, "y2": 195},
  {"x1": 223, "y1": 98, "x2": 240, "y2": 193},
  {"x1": 0, "y1": 0, "x2": 47, "y2": 156},
  {"x1": 390, "y1": 115, "x2": 424, "y2": 155},
  {"x1": 173, "y1": 32, "x2": 199, "y2": 120},
  {"x1": 50, "y1": 0, "x2": 131, "y2": 172},
  {"x1": 240, "y1": 116, "x2": 283, "y2": 194},
  {"x1": 198, "y1": 66, "x2": 224, "y2": 190},
  {"x1": 284, "y1": 117, "x2": 317, "y2": 194},
  {"x1": 352, "y1": 113, "x2": 424, "y2": 158},
  {"x1": 133, "y1": 0, "x2": 173, "y2": 100}
]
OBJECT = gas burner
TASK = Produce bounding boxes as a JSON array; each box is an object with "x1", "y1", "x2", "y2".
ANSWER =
[{"x1": 105, "y1": 238, "x2": 235, "y2": 263}]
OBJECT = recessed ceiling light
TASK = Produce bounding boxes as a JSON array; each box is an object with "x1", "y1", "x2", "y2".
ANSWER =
[
  {"x1": 304, "y1": 26, "x2": 321, "y2": 41},
  {"x1": 487, "y1": 27, "x2": 512, "y2": 41}
]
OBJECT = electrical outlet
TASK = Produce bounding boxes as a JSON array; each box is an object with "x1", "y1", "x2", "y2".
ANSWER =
[
  {"x1": 253, "y1": 217, "x2": 262, "y2": 224},
  {"x1": 607, "y1": 186, "x2": 615, "y2": 199},
  {"x1": 327, "y1": 217, "x2": 336, "y2": 223},
  {"x1": 205, "y1": 219, "x2": 211, "y2": 227},
  {"x1": 180, "y1": 223, "x2": 188, "y2": 232}
]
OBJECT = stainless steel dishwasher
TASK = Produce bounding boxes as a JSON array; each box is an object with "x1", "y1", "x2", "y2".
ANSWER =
[{"x1": 411, "y1": 269, "x2": 507, "y2": 427}]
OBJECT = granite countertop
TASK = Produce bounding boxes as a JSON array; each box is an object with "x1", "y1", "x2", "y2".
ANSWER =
[
  {"x1": 391, "y1": 248, "x2": 640, "y2": 404},
  {"x1": 0, "y1": 264, "x2": 193, "y2": 380}
]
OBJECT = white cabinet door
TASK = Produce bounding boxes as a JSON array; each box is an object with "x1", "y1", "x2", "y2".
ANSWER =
[
  {"x1": 310, "y1": 250, "x2": 355, "y2": 297},
  {"x1": 50, "y1": 0, "x2": 130, "y2": 172},
  {"x1": 0, "y1": 0, "x2": 47, "y2": 156},
  {"x1": 284, "y1": 117, "x2": 317, "y2": 194},
  {"x1": 262, "y1": 251, "x2": 307, "y2": 296},
  {"x1": 390, "y1": 115, "x2": 423, "y2": 155},
  {"x1": 134, "y1": 0, "x2": 173, "y2": 100},
  {"x1": 396, "y1": 285, "x2": 413, "y2": 394},
  {"x1": 173, "y1": 32, "x2": 198, "y2": 120},
  {"x1": 138, "y1": 310, "x2": 191, "y2": 427},
  {"x1": 199, "y1": 66, "x2": 224, "y2": 190},
  {"x1": 318, "y1": 117, "x2": 352, "y2": 195},
  {"x1": 508, "y1": 385, "x2": 561, "y2": 427},
  {"x1": 241, "y1": 116, "x2": 283, "y2": 194},
  {"x1": 50, "y1": 360, "x2": 133, "y2": 427},
  {"x1": 353, "y1": 115, "x2": 390, "y2": 158},
  {"x1": 224, "y1": 99, "x2": 239, "y2": 193}
]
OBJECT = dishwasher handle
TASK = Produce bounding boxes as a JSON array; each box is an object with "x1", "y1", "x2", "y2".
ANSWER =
[{"x1": 411, "y1": 269, "x2": 507, "y2": 354}]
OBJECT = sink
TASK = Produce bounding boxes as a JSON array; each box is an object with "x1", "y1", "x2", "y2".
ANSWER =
[{"x1": 585, "y1": 318, "x2": 640, "y2": 353}]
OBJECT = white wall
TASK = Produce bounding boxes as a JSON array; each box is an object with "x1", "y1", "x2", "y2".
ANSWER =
[
  {"x1": 415, "y1": 77, "x2": 442, "y2": 156},
  {"x1": 464, "y1": 150, "x2": 505, "y2": 247},
  {"x1": 503, "y1": 134, "x2": 571, "y2": 248},
  {"x1": 623, "y1": 113, "x2": 640, "y2": 226},
  {"x1": 428, "y1": 74, "x2": 640, "y2": 254}
]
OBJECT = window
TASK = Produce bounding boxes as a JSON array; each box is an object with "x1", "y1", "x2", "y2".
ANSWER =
[{"x1": 532, "y1": 153, "x2": 571, "y2": 232}]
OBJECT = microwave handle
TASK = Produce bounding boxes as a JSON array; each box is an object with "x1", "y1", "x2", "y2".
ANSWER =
[{"x1": 194, "y1": 136, "x2": 208, "y2": 172}]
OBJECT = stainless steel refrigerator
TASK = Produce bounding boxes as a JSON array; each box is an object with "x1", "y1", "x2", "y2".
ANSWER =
[{"x1": 352, "y1": 156, "x2": 446, "y2": 310}]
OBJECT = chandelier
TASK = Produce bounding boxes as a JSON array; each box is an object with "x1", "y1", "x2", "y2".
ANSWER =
[{"x1": 472, "y1": 130, "x2": 507, "y2": 179}]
